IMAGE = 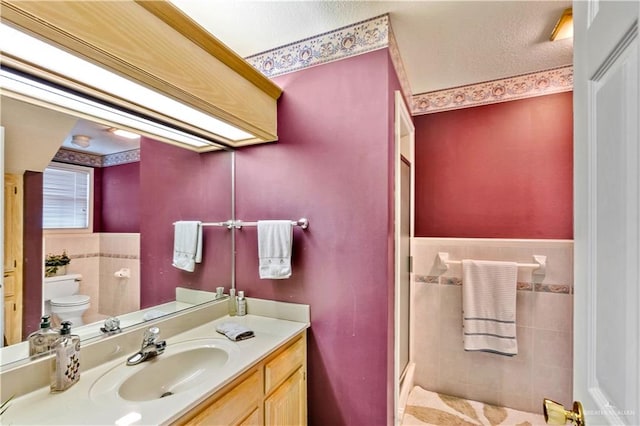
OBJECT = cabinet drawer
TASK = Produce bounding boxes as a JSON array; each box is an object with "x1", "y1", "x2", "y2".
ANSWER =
[
  {"x1": 186, "y1": 369, "x2": 261, "y2": 426},
  {"x1": 3, "y1": 274, "x2": 15, "y2": 297},
  {"x1": 264, "y1": 336, "x2": 305, "y2": 395}
]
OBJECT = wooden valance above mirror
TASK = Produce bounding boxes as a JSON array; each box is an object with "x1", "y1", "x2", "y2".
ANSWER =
[{"x1": 0, "y1": 0, "x2": 282, "y2": 150}]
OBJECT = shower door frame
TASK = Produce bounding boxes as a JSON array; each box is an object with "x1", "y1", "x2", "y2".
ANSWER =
[{"x1": 393, "y1": 91, "x2": 415, "y2": 426}]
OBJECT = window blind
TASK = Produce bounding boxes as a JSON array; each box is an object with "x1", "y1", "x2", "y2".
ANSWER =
[{"x1": 43, "y1": 164, "x2": 90, "y2": 229}]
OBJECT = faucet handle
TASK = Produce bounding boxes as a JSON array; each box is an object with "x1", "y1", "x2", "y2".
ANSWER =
[
  {"x1": 101, "y1": 316, "x2": 121, "y2": 333},
  {"x1": 142, "y1": 327, "x2": 160, "y2": 344},
  {"x1": 155, "y1": 340, "x2": 167, "y2": 354}
]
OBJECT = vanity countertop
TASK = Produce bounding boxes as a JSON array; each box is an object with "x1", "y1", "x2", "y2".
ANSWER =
[{"x1": 1, "y1": 313, "x2": 309, "y2": 425}]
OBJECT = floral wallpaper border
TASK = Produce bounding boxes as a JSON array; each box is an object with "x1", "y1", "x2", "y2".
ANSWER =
[
  {"x1": 245, "y1": 14, "x2": 390, "y2": 78},
  {"x1": 245, "y1": 14, "x2": 572, "y2": 116},
  {"x1": 69, "y1": 253, "x2": 139, "y2": 260},
  {"x1": 387, "y1": 22, "x2": 413, "y2": 109},
  {"x1": 53, "y1": 149, "x2": 102, "y2": 167},
  {"x1": 54, "y1": 148, "x2": 140, "y2": 168},
  {"x1": 246, "y1": 14, "x2": 413, "y2": 107},
  {"x1": 415, "y1": 274, "x2": 572, "y2": 294},
  {"x1": 102, "y1": 149, "x2": 141, "y2": 167},
  {"x1": 411, "y1": 65, "x2": 574, "y2": 115}
]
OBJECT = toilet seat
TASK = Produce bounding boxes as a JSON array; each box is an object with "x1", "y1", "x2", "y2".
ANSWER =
[{"x1": 50, "y1": 295, "x2": 90, "y2": 307}]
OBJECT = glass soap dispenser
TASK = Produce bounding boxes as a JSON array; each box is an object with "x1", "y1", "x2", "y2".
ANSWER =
[
  {"x1": 27, "y1": 315, "x2": 59, "y2": 356},
  {"x1": 228, "y1": 288, "x2": 237, "y2": 316},
  {"x1": 50, "y1": 321, "x2": 81, "y2": 392},
  {"x1": 237, "y1": 291, "x2": 247, "y2": 316}
]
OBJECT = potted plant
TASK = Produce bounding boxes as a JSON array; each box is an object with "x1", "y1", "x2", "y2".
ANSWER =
[{"x1": 45, "y1": 250, "x2": 71, "y2": 277}]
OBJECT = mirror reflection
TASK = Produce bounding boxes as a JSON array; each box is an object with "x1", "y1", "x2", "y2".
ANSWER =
[{"x1": 1, "y1": 94, "x2": 233, "y2": 366}]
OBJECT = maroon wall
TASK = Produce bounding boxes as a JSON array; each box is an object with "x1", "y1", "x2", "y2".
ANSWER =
[
  {"x1": 235, "y1": 49, "x2": 396, "y2": 426},
  {"x1": 414, "y1": 92, "x2": 573, "y2": 238},
  {"x1": 139, "y1": 138, "x2": 232, "y2": 308},
  {"x1": 93, "y1": 167, "x2": 102, "y2": 232},
  {"x1": 22, "y1": 171, "x2": 43, "y2": 336},
  {"x1": 100, "y1": 162, "x2": 140, "y2": 233}
]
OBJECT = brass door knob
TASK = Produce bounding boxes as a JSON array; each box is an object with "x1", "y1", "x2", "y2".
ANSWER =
[{"x1": 543, "y1": 398, "x2": 585, "y2": 425}]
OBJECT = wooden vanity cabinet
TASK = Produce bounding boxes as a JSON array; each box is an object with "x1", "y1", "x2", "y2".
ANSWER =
[
  {"x1": 176, "y1": 331, "x2": 307, "y2": 426},
  {"x1": 263, "y1": 335, "x2": 307, "y2": 425},
  {"x1": 183, "y1": 368, "x2": 263, "y2": 426}
]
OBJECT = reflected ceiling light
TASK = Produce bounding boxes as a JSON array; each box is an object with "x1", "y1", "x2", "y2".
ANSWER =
[
  {"x1": 550, "y1": 8, "x2": 573, "y2": 41},
  {"x1": 108, "y1": 128, "x2": 140, "y2": 140},
  {"x1": 0, "y1": 69, "x2": 213, "y2": 148},
  {"x1": 71, "y1": 134, "x2": 91, "y2": 148},
  {"x1": 115, "y1": 412, "x2": 142, "y2": 426},
  {"x1": 0, "y1": 23, "x2": 252, "y2": 143}
]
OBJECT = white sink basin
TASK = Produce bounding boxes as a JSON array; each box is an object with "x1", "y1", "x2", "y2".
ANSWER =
[{"x1": 90, "y1": 338, "x2": 238, "y2": 403}]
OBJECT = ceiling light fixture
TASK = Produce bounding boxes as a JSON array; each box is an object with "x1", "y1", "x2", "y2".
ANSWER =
[
  {"x1": 71, "y1": 134, "x2": 91, "y2": 148},
  {"x1": 0, "y1": 69, "x2": 214, "y2": 148},
  {"x1": 108, "y1": 128, "x2": 140, "y2": 140},
  {"x1": 550, "y1": 8, "x2": 573, "y2": 41},
  {"x1": 0, "y1": 23, "x2": 252, "y2": 143}
]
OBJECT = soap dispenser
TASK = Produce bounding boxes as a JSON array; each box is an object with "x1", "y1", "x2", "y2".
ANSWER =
[
  {"x1": 50, "y1": 321, "x2": 81, "y2": 392},
  {"x1": 237, "y1": 291, "x2": 247, "y2": 316},
  {"x1": 228, "y1": 288, "x2": 237, "y2": 316},
  {"x1": 27, "y1": 315, "x2": 59, "y2": 356}
]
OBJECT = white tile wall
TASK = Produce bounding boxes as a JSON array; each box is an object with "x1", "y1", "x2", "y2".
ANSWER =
[
  {"x1": 411, "y1": 238, "x2": 573, "y2": 414},
  {"x1": 43, "y1": 233, "x2": 140, "y2": 325}
]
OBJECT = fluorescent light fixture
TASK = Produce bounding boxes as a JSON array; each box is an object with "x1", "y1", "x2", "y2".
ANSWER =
[
  {"x1": 109, "y1": 128, "x2": 140, "y2": 140},
  {"x1": 550, "y1": 8, "x2": 573, "y2": 41},
  {"x1": 1, "y1": 69, "x2": 214, "y2": 148},
  {"x1": 0, "y1": 23, "x2": 253, "y2": 142}
]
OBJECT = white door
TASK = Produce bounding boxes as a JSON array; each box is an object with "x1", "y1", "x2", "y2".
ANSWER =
[{"x1": 573, "y1": 1, "x2": 640, "y2": 425}]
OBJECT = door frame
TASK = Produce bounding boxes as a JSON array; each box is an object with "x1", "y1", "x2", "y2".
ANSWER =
[{"x1": 393, "y1": 91, "x2": 415, "y2": 425}]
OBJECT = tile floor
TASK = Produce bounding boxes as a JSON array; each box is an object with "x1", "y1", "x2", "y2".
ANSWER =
[{"x1": 402, "y1": 386, "x2": 547, "y2": 426}]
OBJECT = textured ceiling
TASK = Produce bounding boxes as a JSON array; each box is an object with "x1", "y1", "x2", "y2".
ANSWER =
[{"x1": 171, "y1": 0, "x2": 573, "y2": 95}]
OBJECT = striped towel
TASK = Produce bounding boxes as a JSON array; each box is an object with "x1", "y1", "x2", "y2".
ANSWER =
[{"x1": 462, "y1": 259, "x2": 518, "y2": 356}]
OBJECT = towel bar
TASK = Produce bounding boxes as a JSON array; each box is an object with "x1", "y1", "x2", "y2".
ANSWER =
[
  {"x1": 436, "y1": 252, "x2": 546, "y2": 276},
  {"x1": 172, "y1": 221, "x2": 236, "y2": 229},
  {"x1": 174, "y1": 218, "x2": 309, "y2": 230},
  {"x1": 234, "y1": 218, "x2": 309, "y2": 230}
]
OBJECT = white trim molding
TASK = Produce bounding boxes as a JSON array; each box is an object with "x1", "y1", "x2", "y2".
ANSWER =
[{"x1": 411, "y1": 66, "x2": 574, "y2": 115}]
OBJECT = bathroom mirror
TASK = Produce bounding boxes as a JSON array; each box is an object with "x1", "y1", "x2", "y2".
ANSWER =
[{"x1": 0, "y1": 92, "x2": 234, "y2": 367}]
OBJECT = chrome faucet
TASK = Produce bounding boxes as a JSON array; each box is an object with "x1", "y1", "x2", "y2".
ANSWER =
[{"x1": 126, "y1": 327, "x2": 166, "y2": 366}]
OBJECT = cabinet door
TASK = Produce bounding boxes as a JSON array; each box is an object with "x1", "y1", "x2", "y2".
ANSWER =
[
  {"x1": 265, "y1": 367, "x2": 306, "y2": 426},
  {"x1": 4, "y1": 299, "x2": 17, "y2": 345},
  {"x1": 186, "y1": 369, "x2": 261, "y2": 426},
  {"x1": 3, "y1": 273, "x2": 15, "y2": 297},
  {"x1": 4, "y1": 175, "x2": 18, "y2": 272},
  {"x1": 3, "y1": 274, "x2": 20, "y2": 345}
]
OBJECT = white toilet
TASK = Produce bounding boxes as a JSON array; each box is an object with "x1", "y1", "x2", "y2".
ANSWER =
[{"x1": 43, "y1": 273, "x2": 91, "y2": 326}]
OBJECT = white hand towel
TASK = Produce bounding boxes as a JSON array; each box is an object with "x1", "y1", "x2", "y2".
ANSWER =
[
  {"x1": 462, "y1": 259, "x2": 518, "y2": 356},
  {"x1": 216, "y1": 322, "x2": 255, "y2": 341},
  {"x1": 172, "y1": 221, "x2": 202, "y2": 272},
  {"x1": 257, "y1": 220, "x2": 293, "y2": 279}
]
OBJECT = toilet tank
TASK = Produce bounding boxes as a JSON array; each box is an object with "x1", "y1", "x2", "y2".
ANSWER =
[{"x1": 43, "y1": 273, "x2": 82, "y2": 301}]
